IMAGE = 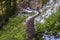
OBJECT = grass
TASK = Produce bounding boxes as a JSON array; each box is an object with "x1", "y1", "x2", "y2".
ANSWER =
[
  {"x1": 36, "y1": 8, "x2": 60, "y2": 39},
  {"x1": 0, "y1": 16, "x2": 27, "y2": 40}
]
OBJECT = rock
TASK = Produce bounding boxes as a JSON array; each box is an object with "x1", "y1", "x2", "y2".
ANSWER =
[{"x1": 29, "y1": 0, "x2": 42, "y2": 10}]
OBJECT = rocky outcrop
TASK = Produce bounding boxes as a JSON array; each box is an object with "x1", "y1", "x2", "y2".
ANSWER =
[
  {"x1": 17, "y1": 0, "x2": 42, "y2": 10},
  {"x1": 29, "y1": 0, "x2": 42, "y2": 10}
]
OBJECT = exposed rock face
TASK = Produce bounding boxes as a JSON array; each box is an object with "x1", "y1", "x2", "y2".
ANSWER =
[
  {"x1": 17, "y1": 2, "x2": 28, "y2": 10},
  {"x1": 29, "y1": 0, "x2": 42, "y2": 10},
  {"x1": 17, "y1": 0, "x2": 42, "y2": 10}
]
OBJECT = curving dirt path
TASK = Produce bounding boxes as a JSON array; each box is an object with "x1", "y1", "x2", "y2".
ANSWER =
[{"x1": 26, "y1": 11, "x2": 40, "y2": 40}]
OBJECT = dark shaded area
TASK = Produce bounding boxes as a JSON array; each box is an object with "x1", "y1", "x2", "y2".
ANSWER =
[{"x1": 0, "y1": 0, "x2": 17, "y2": 29}]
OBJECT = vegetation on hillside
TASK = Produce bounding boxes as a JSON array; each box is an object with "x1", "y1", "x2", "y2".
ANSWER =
[
  {"x1": 36, "y1": 8, "x2": 60, "y2": 40},
  {"x1": 0, "y1": 0, "x2": 60, "y2": 40},
  {"x1": 0, "y1": 8, "x2": 60, "y2": 40},
  {"x1": 0, "y1": 16, "x2": 27, "y2": 40}
]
